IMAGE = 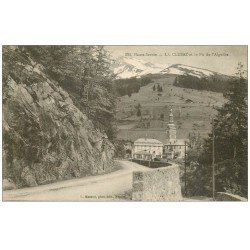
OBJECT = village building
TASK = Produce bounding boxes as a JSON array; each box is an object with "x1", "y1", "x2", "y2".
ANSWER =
[
  {"x1": 132, "y1": 138, "x2": 163, "y2": 159},
  {"x1": 132, "y1": 109, "x2": 187, "y2": 160},
  {"x1": 132, "y1": 150, "x2": 153, "y2": 161},
  {"x1": 163, "y1": 109, "x2": 187, "y2": 159}
]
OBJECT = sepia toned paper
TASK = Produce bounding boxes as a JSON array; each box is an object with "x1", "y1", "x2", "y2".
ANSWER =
[{"x1": 2, "y1": 45, "x2": 248, "y2": 202}]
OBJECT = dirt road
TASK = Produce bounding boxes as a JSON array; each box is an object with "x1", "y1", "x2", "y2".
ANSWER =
[{"x1": 3, "y1": 160, "x2": 151, "y2": 201}]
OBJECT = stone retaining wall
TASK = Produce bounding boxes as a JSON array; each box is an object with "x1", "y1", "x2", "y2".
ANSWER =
[
  {"x1": 132, "y1": 164, "x2": 182, "y2": 201},
  {"x1": 131, "y1": 159, "x2": 171, "y2": 168}
]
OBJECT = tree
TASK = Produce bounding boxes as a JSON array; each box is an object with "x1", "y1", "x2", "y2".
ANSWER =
[
  {"x1": 173, "y1": 74, "x2": 232, "y2": 93},
  {"x1": 190, "y1": 63, "x2": 248, "y2": 197},
  {"x1": 211, "y1": 63, "x2": 247, "y2": 196},
  {"x1": 25, "y1": 46, "x2": 117, "y2": 142},
  {"x1": 141, "y1": 77, "x2": 152, "y2": 86},
  {"x1": 157, "y1": 84, "x2": 161, "y2": 92},
  {"x1": 137, "y1": 108, "x2": 141, "y2": 117},
  {"x1": 113, "y1": 139, "x2": 126, "y2": 158}
]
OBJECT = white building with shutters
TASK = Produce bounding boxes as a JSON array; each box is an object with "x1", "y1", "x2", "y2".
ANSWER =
[{"x1": 133, "y1": 138, "x2": 163, "y2": 159}]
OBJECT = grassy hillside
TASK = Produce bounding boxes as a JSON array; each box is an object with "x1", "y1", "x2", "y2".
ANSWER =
[{"x1": 116, "y1": 75, "x2": 226, "y2": 142}]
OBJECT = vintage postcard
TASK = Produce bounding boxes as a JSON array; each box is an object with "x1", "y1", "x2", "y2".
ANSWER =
[{"x1": 2, "y1": 45, "x2": 248, "y2": 201}]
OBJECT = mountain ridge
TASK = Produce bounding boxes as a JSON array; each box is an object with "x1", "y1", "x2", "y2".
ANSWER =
[{"x1": 112, "y1": 57, "x2": 234, "y2": 80}]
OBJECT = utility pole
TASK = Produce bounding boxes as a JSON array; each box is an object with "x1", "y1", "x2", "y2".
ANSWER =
[
  {"x1": 184, "y1": 141, "x2": 187, "y2": 196},
  {"x1": 179, "y1": 106, "x2": 181, "y2": 118},
  {"x1": 212, "y1": 118, "x2": 215, "y2": 201}
]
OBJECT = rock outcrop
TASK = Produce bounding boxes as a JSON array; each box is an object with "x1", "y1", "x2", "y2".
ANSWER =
[{"x1": 3, "y1": 48, "x2": 114, "y2": 189}]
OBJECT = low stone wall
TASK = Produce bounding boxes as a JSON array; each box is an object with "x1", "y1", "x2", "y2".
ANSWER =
[
  {"x1": 131, "y1": 159, "x2": 170, "y2": 168},
  {"x1": 215, "y1": 192, "x2": 248, "y2": 202},
  {"x1": 132, "y1": 164, "x2": 182, "y2": 201}
]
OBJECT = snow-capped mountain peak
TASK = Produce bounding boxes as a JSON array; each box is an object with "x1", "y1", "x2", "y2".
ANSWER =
[
  {"x1": 112, "y1": 57, "x2": 171, "y2": 79},
  {"x1": 161, "y1": 64, "x2": 216, "y2": 78},
  {"x1": 112, "y1": 57, "x2": 220, "y2": 79}
]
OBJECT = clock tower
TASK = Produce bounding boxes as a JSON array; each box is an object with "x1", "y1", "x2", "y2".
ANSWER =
[{"x1": 166, "y1": 109, "x2": 176, "y2": 139}]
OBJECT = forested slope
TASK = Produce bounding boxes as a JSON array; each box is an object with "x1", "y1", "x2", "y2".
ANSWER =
[{"x1": 173, "y1": 74, "x2": 234, "y2": 93}]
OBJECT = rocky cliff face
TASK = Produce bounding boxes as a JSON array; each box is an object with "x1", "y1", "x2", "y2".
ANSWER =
[{"x1": 3, "y1": 48, "x2": 114, "y2": 189}]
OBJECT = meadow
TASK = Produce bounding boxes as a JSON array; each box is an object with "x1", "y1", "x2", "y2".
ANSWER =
[{"x1": 116, "y1": 75, "x2": 225, "y2": 142}]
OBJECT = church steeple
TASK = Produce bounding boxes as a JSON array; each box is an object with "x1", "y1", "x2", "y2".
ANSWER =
[
  {"x1": 166, "y1": 109, "x2": 176, "y2": 140},
  {"x1": 169, "y1": 109, "x2": 174, "y2": 124}
]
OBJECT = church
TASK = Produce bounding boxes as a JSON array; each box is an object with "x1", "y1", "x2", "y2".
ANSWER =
[
  {"x1": 132, "y1": 109, "x2": 187, "y2": 160},
  {"x1": 163, "y1": 109, "x2": 187, "y2": 159}
]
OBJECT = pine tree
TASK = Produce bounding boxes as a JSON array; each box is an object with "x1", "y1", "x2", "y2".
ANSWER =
[
  {"x1": 137, "y1": 108, "x2": 141, "y2": 117},
  {"x1": 157, "y1": 84, "x2": 161, "y2": 92},
  {"x1": 199, "y1": 63, "x2": 248, "y2": 196},
  {"x1": 25, "y1": 46, "x2": 117, "y2": 141}
]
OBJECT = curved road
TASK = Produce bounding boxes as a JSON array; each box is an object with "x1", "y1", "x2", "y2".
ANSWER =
[{"x1": 3, "y1": 160, "x2": 151, "y2": 201}]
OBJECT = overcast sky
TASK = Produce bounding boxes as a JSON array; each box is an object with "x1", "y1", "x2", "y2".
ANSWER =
[{"x1": 106, "y1": 45, "x2": 247, "y2": 76}]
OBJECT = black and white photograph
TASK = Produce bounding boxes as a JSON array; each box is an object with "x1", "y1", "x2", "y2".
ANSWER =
[
  {"x1": 2, "y1": 45, "x2": 248, "y2": 202},
  {"x1": 0, "y1": 1, "x2": 249, "y2": 250}
]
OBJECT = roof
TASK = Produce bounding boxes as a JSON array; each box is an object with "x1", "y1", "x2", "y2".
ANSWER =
[{"x1": 134, "y1": 138, "x2": 164, "y2": 145}]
